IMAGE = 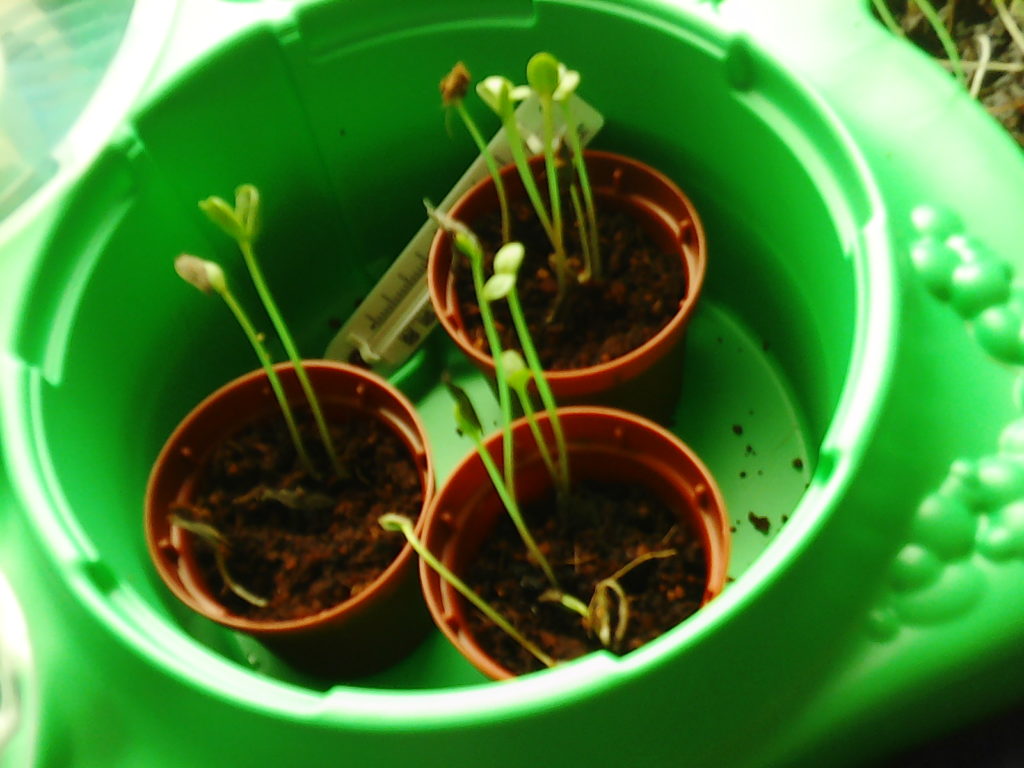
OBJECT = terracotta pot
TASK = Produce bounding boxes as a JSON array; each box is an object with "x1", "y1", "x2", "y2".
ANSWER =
[
  {"x1": 145, "y1": 361, "x2": 434, "y2": 678},
  {"x1": 427, "y1": 150, "x2": 707, "y2": 421},
  {"x1": 419, "y1": 406, "x2": 729, "y2": 680}
]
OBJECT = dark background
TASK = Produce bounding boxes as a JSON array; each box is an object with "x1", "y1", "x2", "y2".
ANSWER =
[{"x1": 880, "y1": 697, "x2": 1024, "y2": 767}]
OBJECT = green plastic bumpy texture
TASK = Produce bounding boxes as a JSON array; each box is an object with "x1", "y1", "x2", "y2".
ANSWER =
[{"x1": 869, "y1": 207, "x2": 1024, "y2": 634}]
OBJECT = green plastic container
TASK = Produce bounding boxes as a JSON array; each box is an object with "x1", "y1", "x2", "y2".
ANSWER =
[{"x1": 2, "y1": 0, "x2": 1023, "y2": 765}]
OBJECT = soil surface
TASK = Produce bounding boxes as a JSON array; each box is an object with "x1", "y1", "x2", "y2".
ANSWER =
[
  {"x1": 171, "y1": 407, "x2": 422, "y2": 620},
  {"x1": 454, "y1": 196, "x2": 687, "y2": 371},
  {"x1": 463, "y1": 480, "x2": 708, "y2": 676},
  {"x1": 880, "y1": 0, "x2": 1024, "y2": 147}
]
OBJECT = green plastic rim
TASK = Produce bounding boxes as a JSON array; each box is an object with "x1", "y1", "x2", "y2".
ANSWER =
[{"x1": 0, "y1": 0, "x2": 891, "y2": 743}]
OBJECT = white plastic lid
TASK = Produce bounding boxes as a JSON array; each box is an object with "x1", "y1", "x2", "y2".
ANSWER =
[
  {"x1": 0, "y1": 570, "x2": 32, "y2": 762},
  {"x1": 0, "y1": 0, "x2": 182, "y2": 228}
]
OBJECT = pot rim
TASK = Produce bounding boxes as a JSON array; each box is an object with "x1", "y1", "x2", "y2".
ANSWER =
[
  {"x1": 426, "y1": 149, "x2": 707, "y2": 395},
  {"x1": 143, "y1": 360, "x2": 435, "y2": 634},
  {"x1": 419, "y1": 405, "x2": 730, "y2": 679}
]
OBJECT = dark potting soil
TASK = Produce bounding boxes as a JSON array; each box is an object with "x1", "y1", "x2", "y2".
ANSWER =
[
  {"x1": 880, "y1": 0, "x2": 1024, "y2": 147},
  {"x1": 453, "y1": 199, "x2": 687, "y2": 370},
  {"x1": 171, "y1": 408, "x2": 422, "y2": 620},
  {"x1": 463, "y1": 480, "x2": 708, "y2": 676}
]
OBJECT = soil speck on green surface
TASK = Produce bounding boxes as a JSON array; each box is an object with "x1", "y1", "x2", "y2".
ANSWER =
[{"x1": 748, "y1": 511, "x2": 771, "y2": 535}]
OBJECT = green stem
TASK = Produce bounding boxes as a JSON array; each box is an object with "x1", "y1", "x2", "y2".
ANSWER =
[
  {"x1": 467, "y1": 249, "x2": 515, "y2": 493},
  {"x1": 870, "y1": 0, "x2": 904, "y2": 36},
  {"x1": 238, "y1": 240, "x2": 343, "y2": 477},
  {"x1": 540, "y1": 96, "x2": 569, "y2": 304},
  {"x1": 503, "y1": 111, "x2": 557, "y2": 251},
  {"x1": 219, "y1": 286, "x2": 316, "y2": 475},
  {"x1": 560, "y1": 100, "x2": 601, "y2": 280},
  {"x1": 470, "y1": 430, "x2": 559, "y2": 589},
  {"x1": 569, "y1": 184, "x2": 593, "y2": 283},
  {"x1": 456, "y1": 101, "x2": 511, "y2": 243},
  {"x1": 169, "y1": 514, "x2": 269, "y2": 608},
  {"x1": 507, "y1": 287, "x2": 570, "y2": 497},
  {"x1": 381, "y1": 514, "x2": 555, "y2": 669},
  {"x1": 511, "y1": 382, "x2": 560, "y2": 492},
  {"x1": 541, "y1": 588, "x2": 589, "y2": 617},
  {"x1": 914, "y1": 0, "x2": 966, "y2": 82}
]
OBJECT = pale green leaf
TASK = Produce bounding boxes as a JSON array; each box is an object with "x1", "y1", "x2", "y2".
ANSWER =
[
  {"x1": 234, "y1": 184, "x2": 260, "y2": 241},
  {"x1": 493, "y1": 242, "x2": 525, "y2": 275},
  {"x1": 526, "y1": 52, "x2": 560, "y2": 97},
  {"x1": 482, "y1": 273, "x2": 515, "y2": 302},
  {"x1": 198, "y1": 196, "x2": 245, "y2": 243}
]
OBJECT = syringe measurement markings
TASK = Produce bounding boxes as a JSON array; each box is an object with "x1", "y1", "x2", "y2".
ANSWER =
[{"x1": 365, "y1": 269, "x2": 421, "y2": 331}]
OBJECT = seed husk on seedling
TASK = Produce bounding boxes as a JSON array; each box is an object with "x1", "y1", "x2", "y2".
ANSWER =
[
  {"x1": 441, "y1": 62, "x2": 512, "y2": 244},
  {"x1": 174, "y1": 254, "x2": 315, "y2": 475},
  {"x1": 198, "y1": 185, "x2": 345, "y2": 478}
]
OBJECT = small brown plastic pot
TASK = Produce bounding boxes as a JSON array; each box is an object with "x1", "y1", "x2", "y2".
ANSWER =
[
  {"x1": 419, "y1": 406, "x2": 730, "y2": 680},
  {"x1": 427, "y1": 150, "x2": 707, "y2": 422},
  {"x1": 145, "y1": 361, "x2": 434, "y2": 678}
]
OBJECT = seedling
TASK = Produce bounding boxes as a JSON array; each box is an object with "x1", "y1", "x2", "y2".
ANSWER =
[
  {"x1": 199, "y1": 185, "x2": 344, "y2": 477},
  {"x1": 385, "y1": 213, "x2": 683, "y2": 664},
  {"x1": 542, "y1": 548, "x2": 677, "y2": 651},
  {"x1": 427, "y1": 203, "x2": 516, "y2": 493},
  {"x1": 500, "y1": 349, "x2": 561, "y2": 493},
  {"x1": 441, "y1": 62, "x2": 511, "y2": 243},
  {"x1": 476, "y1": 73, "x2": 574, "y2": 312},
  {"x1": 379, "y1": 513, "x2": 556, "y2": 668},
  {"x1": 440, "y1": 373, "x2": 559, "y2": 589},
  {"x1": 470, "y1": 53, "x2": 606, "y2": 318},
  {"x1": 482, "y1": 242, "x2": 569, "y2": 498},
  {"x1": 174, "y1": 254, "x2": 315, "y2": 475},
  {"x1": 551, "y1": 61, "x2": 600, "y2": 282},
  {"x1": 168, "y1": 513, "x2": 268, "y2": 608},
  {"x1": 525, "y1": 53, "x2": 570, "y2": 307}
]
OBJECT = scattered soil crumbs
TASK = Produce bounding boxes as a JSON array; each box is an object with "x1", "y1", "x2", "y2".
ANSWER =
[
  {"x1": 878, "y1": 0, "x2": 1024, "y2": 147},
  {"x1": 454, "y1": 196, "x2": 686, "y2": 371},
  {"x1": 172, "y1": 408, "x2": 422, "y2": 620},
  {"x1": 748, "y1": 511, "x2": 772, "y2": 535},
  {"x1": 464, "y1": 481, "x2": 708, "y2": 676}
]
